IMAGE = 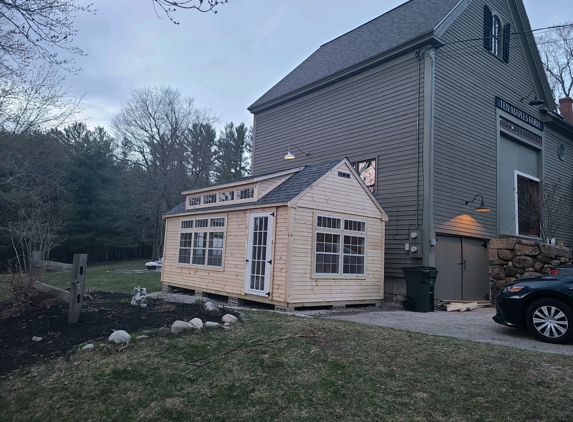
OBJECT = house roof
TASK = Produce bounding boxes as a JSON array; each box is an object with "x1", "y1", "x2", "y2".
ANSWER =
[
  {"x1": 249, "y1": 0, "x2": 461, "y2": 111},
  {"x1": 164, "y1": 157, "x2": 345, "y2": 216}
]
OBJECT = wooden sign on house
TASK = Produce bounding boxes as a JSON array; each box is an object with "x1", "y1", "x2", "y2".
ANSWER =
[{"x1": 162, "y1": 158, "x2": 388, "y2": 310}]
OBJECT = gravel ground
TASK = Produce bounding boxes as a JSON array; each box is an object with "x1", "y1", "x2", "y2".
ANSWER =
[{"x1": 326, "y1": 306, "x2": 573, "y2": 356}]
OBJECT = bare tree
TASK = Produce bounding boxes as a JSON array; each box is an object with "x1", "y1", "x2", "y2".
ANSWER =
[
  {"x1": 152, "y1": 0, "x2": 228, "y2": 24},
  {"x1": 0, "y1": 0, "x2": 93, "y2": 77},
  {"x1": 112, "y1": 85, "x2": 215, "y2": 260},
  {"x1": 0, "y1": 65, "x2": 84, "y2": 134},
  {"x1": 536, "y1": 23, "x2": 573, "y2": 105}
]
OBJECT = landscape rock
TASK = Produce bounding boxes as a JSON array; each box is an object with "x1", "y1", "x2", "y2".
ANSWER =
[
  {"x1": 205, "y1": 321, "x2": 220, "y2": 329},
  {"x1": 514, "y1": 243, "x2": 539, "y2": 256},
  {"x1": 189, "y1": 318, "x2": 203, "y2": 329},
  {"x1": 512, "y1": 255, "x2": 536, "y2": 269},
  {"x1": 505, "y1": 266, "x2": 524, "y2": 277},
  {"x1": 109, "y1": 330, "x2": 131, "y2": 344},
  {"x1": 171, "y1": 320, "x2": 192, "y2": 334},
  {"x1": 32, "y1": 336, "x2": 43, "y2": 342},
  {"x1": 238, "y1": 312, "x2": 248, "y2": 320},
  {"x1": 203, "y1": 302, "x2": 222, "y2": 317},
  {"x1": 489, "y1": 238, "x2": 516, "y2": 249},
  {"x1": 497, "y1": 249, "x2": 516, "y2": 261},
  {"x1": 222, "y1": 314, "x2": 238, "y2": 324},
  {"x1": 136, "y1": 335, "x2": 149, "y2": 339},
  {"x1": 82, "y1": 344, "x2": 94, "y2": 350}
]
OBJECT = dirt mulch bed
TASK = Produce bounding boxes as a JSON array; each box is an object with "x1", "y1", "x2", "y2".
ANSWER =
[{"x1": 0, "y1": 291, "x2": 237, "y2": 376}]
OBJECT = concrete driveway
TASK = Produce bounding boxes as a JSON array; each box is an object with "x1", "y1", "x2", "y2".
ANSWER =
[{"x1": 327, "y1": 307, "x2": 573, "y2": 356}]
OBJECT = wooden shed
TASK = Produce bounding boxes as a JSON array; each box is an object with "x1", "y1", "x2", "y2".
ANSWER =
[{"x1": 161, "y1": 158, "x2": 388, "y2": 310}]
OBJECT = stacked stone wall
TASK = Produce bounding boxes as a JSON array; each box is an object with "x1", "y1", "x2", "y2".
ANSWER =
[{"x1": 489, "y1": 237, "x2": 573, "y2": 298}]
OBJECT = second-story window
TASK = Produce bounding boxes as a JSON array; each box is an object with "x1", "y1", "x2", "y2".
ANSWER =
[{"x1": 484, "y1": 5, "x2": 510, "y2": 63}]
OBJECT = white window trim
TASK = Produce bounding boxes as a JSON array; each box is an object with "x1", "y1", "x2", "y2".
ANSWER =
[
  {"x1": 313, "y1": 213, "x2": 367, "y2": 278},
  {"x1": 514, "y1": 170, "x2": 540, "y2": 238},
  {"x1": 177, "y1": 216, "x2": 226, "y2": 269}
]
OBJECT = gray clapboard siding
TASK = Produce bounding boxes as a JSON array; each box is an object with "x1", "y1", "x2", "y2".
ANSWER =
[
  {"x1": 252, "y1": 52, "x2": 424, "y2": 280},
  {"x1": 432, "y1": 0, "x2": 539, "y2": 239}
]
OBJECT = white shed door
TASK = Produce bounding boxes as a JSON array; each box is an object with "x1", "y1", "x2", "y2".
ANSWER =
[{"x1": 245, "y1": 212, "x2": 274, "y2": 297}]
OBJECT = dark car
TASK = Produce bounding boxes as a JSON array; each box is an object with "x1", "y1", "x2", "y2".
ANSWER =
[{"x1": 493, "y1": 265, "x2": 573, "y2": 344}]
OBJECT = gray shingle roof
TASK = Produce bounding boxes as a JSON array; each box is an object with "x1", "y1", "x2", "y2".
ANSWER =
[
  {"x1": 249, "y1": 0, "x2": 460, "y2": 110},
  {"x1": 164, "y1": 158, "x2": 344, "y2": 216}
]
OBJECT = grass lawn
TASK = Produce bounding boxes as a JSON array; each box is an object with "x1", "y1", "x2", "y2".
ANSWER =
[
  {"x1": 41, "y1": 260, "x2": 162, "y2": 294},
  {"x1": 1, "y1": 310, "x2": 573, "y2": 421}
]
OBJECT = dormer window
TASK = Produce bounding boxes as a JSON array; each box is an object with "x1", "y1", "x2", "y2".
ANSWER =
[{"x1": 483, "y1": 5, "x2": 510, "y2": 63}]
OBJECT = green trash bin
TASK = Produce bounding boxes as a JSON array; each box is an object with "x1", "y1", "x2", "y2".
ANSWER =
[{"x1": 401, "y1": 266, "x2": 438, "y2": 312}]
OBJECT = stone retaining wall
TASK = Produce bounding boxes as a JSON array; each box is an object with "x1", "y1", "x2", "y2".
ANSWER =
[{"x1": 489, "y1": 237, "x2": 573, "y2": 298}]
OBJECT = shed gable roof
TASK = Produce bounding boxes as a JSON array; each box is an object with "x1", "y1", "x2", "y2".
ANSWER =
[
  {"x1": 164, "y1": 158, "x2": 345, "y2": 216},
  {"x1": 249, "y1": 0, "x2": 461, "y2": 111}
]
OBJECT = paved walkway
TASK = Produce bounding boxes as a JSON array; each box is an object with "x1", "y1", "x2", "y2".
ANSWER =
[{"x1": 327, "y1": 307, "x2": 573, "y2": 356}]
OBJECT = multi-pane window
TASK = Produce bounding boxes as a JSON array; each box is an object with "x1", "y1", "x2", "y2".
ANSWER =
[
  {"x1": 203, "y1": 194, "x2": 216, "y2": 205},
  {"x1": 219, "y1": 191, "x2": 234, "y2": 202},
  {"x1": 188, "y1": 196, "x2": 201, "y2": 206},
  {"x1": 315, "y1": 215, "x2": 366, "y2": 275},
  {"x1": 178, "y1": 217, "x2": 226, "y2": 267},
  {"x1": 491, "y1": 15, "x2": 501, "y2": 57},
  {"x1": 237, "y1": 187, "x2": 254, "y2": 200},
  {"x1": 178, "y1": 233, "x2": 193, "y2": 264}
]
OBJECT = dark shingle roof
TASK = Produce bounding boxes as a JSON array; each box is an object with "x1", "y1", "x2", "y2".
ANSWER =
[
  {"x1": 249, "y1": 0, "x2": 460, "y2": 110},
  {"x1": 164, "y1": 158, "x2": 344, "y2": 216}
]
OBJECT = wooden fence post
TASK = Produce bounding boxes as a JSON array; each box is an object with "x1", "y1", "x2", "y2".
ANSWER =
[
  {"x1": 30, "y1": 251, "x2": 42, "y2": 279},
  {"x1": 68, "y1": 254, "x2": 88, "y2": 324}
]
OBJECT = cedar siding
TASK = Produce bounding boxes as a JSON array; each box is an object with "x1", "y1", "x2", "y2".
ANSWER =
[{"x1": 162, "y1": 159, "x2": 388, "y2": 308}]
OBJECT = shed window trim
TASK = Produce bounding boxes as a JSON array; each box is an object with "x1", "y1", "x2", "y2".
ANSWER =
[
  {"x1": 314, "y1": 215, "x2": 366, "y2": 276},
  {"x1": 178, "y1": 216, "x2": 226, "y2": 267}
]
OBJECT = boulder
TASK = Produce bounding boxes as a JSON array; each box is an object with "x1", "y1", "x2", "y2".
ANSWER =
[
  {"x1": 539, "y1": 243, "x2": 572, "y2": 258},
  {"x1": 505, "y1": 266, "x2": 524, "y2": 277},
  {"x1": 189, "y1": 318, "x2": 203, "y2": 329},
  {"x1": 109, "y1": 330, "x2": 131, "y2": 344},
  {"x1": 514, "y1": 243, "x2": 540, "y2": 256},
  {"x1": 205, "y1": 321, "x2": 220, "y2": 329},
  {"x1": 512, "y1": 255, "x2": 536, "y2": 269},
  {"x1": 171, "y1": 320, "x2": 191, "y2": 334},
  {"x1": 497, "y1": 249, "x2": 516, "y2": 261},
  {"x1": 82, "y1": 344, "x2": 95, "y2": 350},
  {"x1": 534, "y1": 261, "x2": 545, "y2": 272},
  {"x1": 517, "y1": 239, "x2": 537, "y2": 246},
  {"x1": 489, "y1": 238, "x2": 516, "y2": 250},
  {"x1": 537, "y1": 254, "x2": 553, "y2": 264},
  {"x1": 490, "y1": 266, "x2": 506, "y2": 280},
  {"x1": 203, "y1": 302, "x2": 222, "y2": 317},
  {"x1": 222, "y1": 314, "x2": 238, "y2": 324}
]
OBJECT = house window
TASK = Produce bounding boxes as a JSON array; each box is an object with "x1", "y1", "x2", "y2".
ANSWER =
[
  {"x1": 188, "y1": 196, "x2": 201, "y2": 206},
  {"x1": 484, "y1": 5, "x2": 510, "y2": 63},
  {"x1": 181, "y1": 220, "x2": 193, "y2": 229},
  {"x1": 195, "y1": 218, "x2": 208, "y2": 228},
  {"x1": 237, "y1": 187, "x2": 254, "y2": 200},
  {"x1": 203, "y1": 194, "x2": 216, "y2": 204},
  {"x1": 178, "y1": 216, "x2": 226, "y2": 267},
  {"x1": 517, "y1": 175, "x2": 540, "y2": 237},
  {"x1": 352, "y1": 159, "x2": 376, "y2": 194},
  {"x1": 315, "y1": 215, "x2": 366, "y2": 275},
  {"x1": 219, "y1": 191, "x2": 234, "y2": 202},
  {"x1": 491, "y1": 15, "x2": 501, "y2": 57},
  {"x1": 178, "y1": 233, "x2": 193, "y2": 263}
]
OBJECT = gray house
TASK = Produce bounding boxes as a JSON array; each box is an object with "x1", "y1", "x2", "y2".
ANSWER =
[{"x1": 248, "y1": 0, "x2": 573, "y2": 300}]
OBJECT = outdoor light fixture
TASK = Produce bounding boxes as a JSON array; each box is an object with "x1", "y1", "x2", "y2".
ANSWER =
[
  {"x1": 284, "y1": 144, "x2": 310, "y2": 160},
  {"x1": 464, "y1": 194, "x2": 491, "y2": 213},
  {"x1": 520, "y1": 90, "x2": 544, "y2": 106}
]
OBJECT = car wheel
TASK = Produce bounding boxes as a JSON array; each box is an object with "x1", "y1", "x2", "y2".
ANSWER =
[{"x1": 525, "y1": 298, "x2": 573, "y2": 344}]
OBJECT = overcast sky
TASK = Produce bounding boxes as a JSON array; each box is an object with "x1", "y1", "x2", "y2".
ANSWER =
[{"x1": 70, "y1": 0, "x2": 573, "y2": 132}]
